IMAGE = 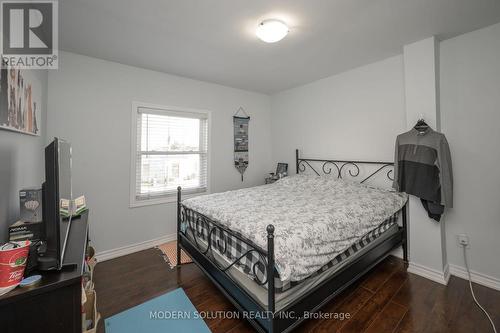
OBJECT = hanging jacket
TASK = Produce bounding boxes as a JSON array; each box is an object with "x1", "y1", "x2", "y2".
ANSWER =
[{"x1": 393, "y1": 128, "x2": 453, "y2": 221}]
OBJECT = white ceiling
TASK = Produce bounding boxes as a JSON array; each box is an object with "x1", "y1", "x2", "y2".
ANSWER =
[{"x1": 60, "y1": 0, "x2": 500, "y2": 94}]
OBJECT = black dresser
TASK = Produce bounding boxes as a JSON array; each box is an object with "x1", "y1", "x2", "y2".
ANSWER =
[{"x1": 0, "y1": 211, "x2": 89, "y2": 333}]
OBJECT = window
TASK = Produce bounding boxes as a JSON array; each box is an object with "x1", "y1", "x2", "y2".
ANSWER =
[{"x1": 131, "y1": 103, "x2": 209, "y2": 206}]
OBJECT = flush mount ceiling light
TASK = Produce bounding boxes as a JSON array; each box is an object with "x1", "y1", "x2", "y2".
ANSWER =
[{"x1": 256, "y1": 19, "x2": 289, "y2": 43}]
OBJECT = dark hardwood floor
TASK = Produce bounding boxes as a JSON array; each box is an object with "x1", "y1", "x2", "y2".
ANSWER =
[{"x1": 94, "y1": 249, "x2": 500, "y2": 333}]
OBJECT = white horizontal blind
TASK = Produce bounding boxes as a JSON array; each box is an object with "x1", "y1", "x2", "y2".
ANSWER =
[{"x1": 135, "y1": 107, "x2": 208, "y2": 200}]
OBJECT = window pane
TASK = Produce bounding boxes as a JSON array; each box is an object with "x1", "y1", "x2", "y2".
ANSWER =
[
  {"x1": 139, "y1": 154, "x2": 205, "y2": 196},
  {"x1": 141, "y1": 114, "x2": 200, "y2": 152}
]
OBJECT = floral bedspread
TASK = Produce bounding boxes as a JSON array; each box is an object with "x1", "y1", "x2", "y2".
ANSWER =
[{"x1": 183, "y1": 175, "x2": 407, "y2": 283}]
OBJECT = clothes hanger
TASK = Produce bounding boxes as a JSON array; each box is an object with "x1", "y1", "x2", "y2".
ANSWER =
[
  {"x1": 414, "y1": 114, "x2": 430, "y2": 133},
  {"x1": 234, "y1": 107, "x2": 250, "y2": 119}
]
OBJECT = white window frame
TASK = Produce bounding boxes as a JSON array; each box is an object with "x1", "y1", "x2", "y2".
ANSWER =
[{"x1": 130, "y1": 101, "x2": 211, "y2": 207}]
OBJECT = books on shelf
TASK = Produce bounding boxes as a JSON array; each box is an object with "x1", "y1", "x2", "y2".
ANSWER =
[
  {"x1": 60, "y1": 195, "x2": 87, "y2": 218},
  {"x1": 9, "y1": 220, "x2": 43, "y2": 241}
]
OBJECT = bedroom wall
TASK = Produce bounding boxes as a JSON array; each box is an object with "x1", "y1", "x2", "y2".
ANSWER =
[
  {"x1": 47, "y1": 51, "x2": 272, "y2": 255},
  {"x1": 270, "y1": 25, "x2": 500, "y2": 286},
  {"x1": 270, "y1": 55, "x2": 406, "y2": 172},
  {"x1": 44, "y1": 24, "x2": 500, "y2": 285},
  {"x1": 440, "y1": 22, "x2": 500, "y2": 283},
  {"x1": 0, "y1": 70, "x2": 48, "y2": 242}
]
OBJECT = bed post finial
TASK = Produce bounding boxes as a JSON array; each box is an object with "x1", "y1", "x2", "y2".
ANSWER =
[
  {"x1": 296, "y1": 149, "x2": 299, "y2": 174},
  {"x1": 266, "y1": 224, "x2": 275, "y2": 320},
  {"x1": 177, "y1": 186, "x2": 182, "y2": 266}
]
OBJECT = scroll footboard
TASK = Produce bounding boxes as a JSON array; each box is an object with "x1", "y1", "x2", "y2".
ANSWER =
[
  {"x1": 176, "y1": 186, "x2": 277, "y2": 332},
  {"x1": 179, "y1": 204, "x2": 274, "y2": 287}
]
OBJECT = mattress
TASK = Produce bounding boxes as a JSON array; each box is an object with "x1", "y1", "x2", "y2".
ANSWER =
[
  {"x1": 224, "y1": 223, "x2": 401, "y2": 311},
  {"x1": 182, "y1": 174, "x2": 407, "y2": 288},
  {"x1": 183, "y1": 212, "x2": 399, "y2": 293}
]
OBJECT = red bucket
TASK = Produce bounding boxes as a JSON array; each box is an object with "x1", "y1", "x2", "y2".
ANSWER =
[{"x1": 0, "y1": 240, "x2": 31, "y2": 295}]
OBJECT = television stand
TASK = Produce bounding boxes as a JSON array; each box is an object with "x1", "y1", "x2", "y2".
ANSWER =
[{"x1": 0, "y1": 211, "x2": 89, "y2": 333}]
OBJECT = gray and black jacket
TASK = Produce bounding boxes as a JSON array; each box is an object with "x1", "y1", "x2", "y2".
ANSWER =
[{"x1": 393, "y1": 128, "x2": 453, "y2": 221}]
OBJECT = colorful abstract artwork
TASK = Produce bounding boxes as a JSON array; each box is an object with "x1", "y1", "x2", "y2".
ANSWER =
[{"x1": 0, "y1": 68, "x2": 42, "y2": 136}]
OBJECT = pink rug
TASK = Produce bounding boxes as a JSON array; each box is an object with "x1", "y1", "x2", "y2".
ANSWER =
[{"x1": 156, "y1": 241, "x2": 192, "y2": 268}]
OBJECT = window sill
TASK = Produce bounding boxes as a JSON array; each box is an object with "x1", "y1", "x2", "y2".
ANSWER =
[{"x1": 129, "y1": 191, "x2": 208, "y2": 208}]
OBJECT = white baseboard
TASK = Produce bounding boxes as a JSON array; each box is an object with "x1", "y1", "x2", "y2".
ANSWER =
[
  {"x1": 449, "y1": 264, "x2": 500, "y2": 291},
  {"x1": 407, "y1": 262, "x2": 450, "y2": 285},
  {"x1": 95, "y1": 233, "x2": 176, "y2": 262}
]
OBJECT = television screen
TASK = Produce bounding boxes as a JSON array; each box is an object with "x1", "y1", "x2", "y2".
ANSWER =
[{"x1": 42, "y1": 137, "x2": 73, "y2": 270}]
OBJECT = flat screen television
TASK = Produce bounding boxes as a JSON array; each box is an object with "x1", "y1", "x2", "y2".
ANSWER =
[{"x1": 39, "y1": 137, "x2": 73, "y2": 271}]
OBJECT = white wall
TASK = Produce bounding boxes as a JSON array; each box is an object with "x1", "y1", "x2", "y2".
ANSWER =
[
  {"x1": 403, "y1": 37, "x2": 449, "y2": 285},
  {"x1": 440, "y1": 22, "x2": 500, "y2": 281},
  {"x1": 0, "y1": 70, "x2": 47, "y2": 242},
  {"x1": 271, "y1": 55, "x2": 406, "y2": 169},
  {"x1": 47, "y1": 52, "x2": 272, "y2": 254},
  {"x1": 270, "y1": 25, "x2": 500, "y2": 285}
]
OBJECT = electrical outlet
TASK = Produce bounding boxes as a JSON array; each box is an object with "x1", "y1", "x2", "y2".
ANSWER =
[{"x1": 457, "y1": 234, "x2": 470, "y2": 247}]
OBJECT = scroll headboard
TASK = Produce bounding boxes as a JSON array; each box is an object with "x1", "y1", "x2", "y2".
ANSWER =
[{"x1": 295, "y1": 149, "x2": 395, "y2": 184}]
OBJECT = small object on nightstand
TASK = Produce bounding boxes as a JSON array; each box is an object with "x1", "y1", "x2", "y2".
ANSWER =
[
  {"x1": 265, "y1": 176, "x2": 277, "y2": 184},
  {"x1": 265, "y1": 167, "x2": 287, "y2": 184},
  {"x1": 276, "y1": 163, "x2": 288, "y2": 178},
  {"x1": 265, "y1": 163, "x2": 289, "y2": 184}
]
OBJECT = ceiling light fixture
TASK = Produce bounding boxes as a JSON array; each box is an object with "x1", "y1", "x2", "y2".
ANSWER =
[{"x1": 256, "y1": 19, "x2": 289, "y2": 43}]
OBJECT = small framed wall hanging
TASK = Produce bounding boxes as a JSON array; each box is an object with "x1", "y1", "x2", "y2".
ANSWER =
[
  {"x1": 0, "y1": 68, "x2": 43, "y2": 136},
  {"x1": 234, "y1": 107, "x2": 250, "y2": 181}
]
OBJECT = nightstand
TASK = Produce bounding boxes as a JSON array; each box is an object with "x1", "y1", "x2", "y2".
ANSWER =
[
  {"x1": 265, "y1": 177, "x2": 278, "y2": 184},
  {"x1": 265, "y1": 172, "x2": 287, "y2": 184}
]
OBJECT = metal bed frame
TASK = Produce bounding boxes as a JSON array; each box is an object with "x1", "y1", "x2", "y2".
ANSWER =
[{"x1": 177, "y1": 149, "x2": 408, "y2": 333}]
